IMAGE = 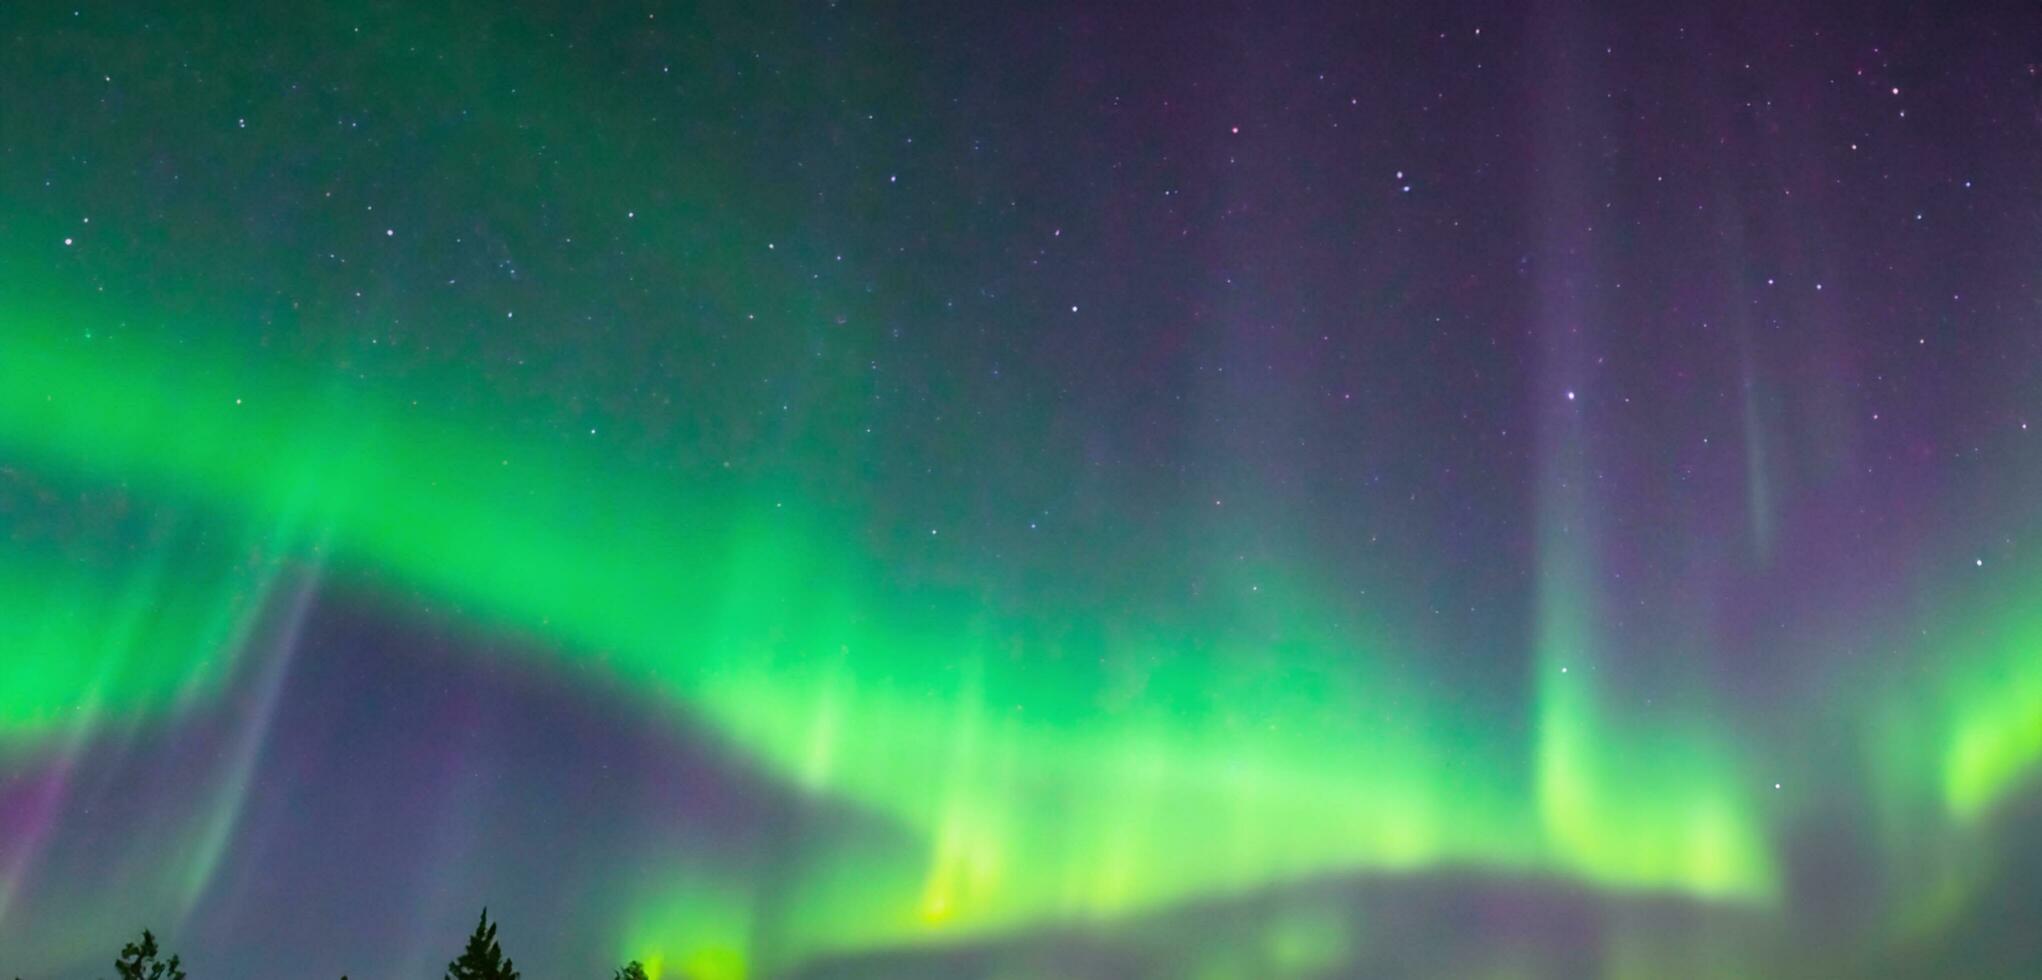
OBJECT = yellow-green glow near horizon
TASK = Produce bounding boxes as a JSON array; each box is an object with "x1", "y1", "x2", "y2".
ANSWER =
[{"x1": 1929, "y1": 599, "x2": 2042, "y2": 821}]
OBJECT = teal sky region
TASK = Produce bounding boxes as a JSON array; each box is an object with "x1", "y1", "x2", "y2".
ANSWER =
[{"x1": 3, "y1": 1, "x2": 2042, "y2": 977}]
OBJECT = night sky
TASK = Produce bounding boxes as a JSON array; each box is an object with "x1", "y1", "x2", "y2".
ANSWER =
[{"x1": 4, "y1": 1, "x2": 2042, "y2": 977}]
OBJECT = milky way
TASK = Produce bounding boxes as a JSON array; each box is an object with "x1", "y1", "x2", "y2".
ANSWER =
[{"x1": 3, "y1": 2, "x2": 2042, "y2": 977}]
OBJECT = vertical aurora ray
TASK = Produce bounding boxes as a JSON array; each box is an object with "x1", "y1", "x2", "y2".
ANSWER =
[
  {"x1": 168, "y1": 559, "x2": 327, "y2": 921},
  {"x1": 1523, "y1": 0, "x2": 1774, "y2": 903},
  {"x1": 0, "y1": 492, "x2": 295, "y2": 970},
  {"x1": 1527, "y1": 361, "x2": 1774, "y2": 902},
  {"x1": 1737, "y1": 341, "x2": 1776, "y2": 565}
]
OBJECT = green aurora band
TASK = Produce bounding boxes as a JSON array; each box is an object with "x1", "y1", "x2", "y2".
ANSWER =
[{"x1": 3, "y1": 263, "x2": 2038, "y2": 974}]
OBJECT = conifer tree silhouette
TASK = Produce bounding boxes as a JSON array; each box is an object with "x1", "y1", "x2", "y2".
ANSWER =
[
  {"x1": 613, "y1": 961, "x2": 649, "y2": 980},
  {"x1": 446, "y1": 908, "x2": 520, "y2": 980},
  {"x1": 107, "y1": 929, "x2": 185, "y2": 980}
]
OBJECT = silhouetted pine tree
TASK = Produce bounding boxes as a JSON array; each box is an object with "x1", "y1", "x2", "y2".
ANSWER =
[
  {"x1": 614, "y1": 961, "x2": 649, "y2": 980},
  {"x1": 108, "y1": 929, "x2": 185, "y2": 980},
  {"x1": 446, "y1": 908, "x2": 520, "y2": 980}
]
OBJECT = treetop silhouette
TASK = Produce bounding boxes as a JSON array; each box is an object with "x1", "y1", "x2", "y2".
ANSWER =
[
  {"x1": 445, "y1": 908, "x2": 520, "y2": 980},
  {"x1": 107, "y1": 929, "x2": 185, "y2": 980}
]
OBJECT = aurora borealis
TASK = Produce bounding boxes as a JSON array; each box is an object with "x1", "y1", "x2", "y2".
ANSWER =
[{"x1": 4, "y1": 1, "x2": 2042, "y2": 976}]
